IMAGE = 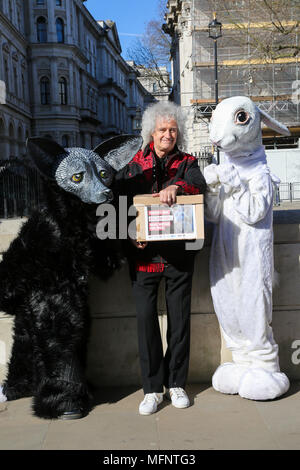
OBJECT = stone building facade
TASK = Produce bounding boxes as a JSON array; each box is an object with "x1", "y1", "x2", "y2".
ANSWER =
[
  {"x1": 0, "y1": 0, "x2": 148, "y2": 160},
  {"x1": 127, "y1": 63, "x2": 171, "y2": 103},
  {"x1": 164, "y1": 0, "x2": 300, "y2": 154}
]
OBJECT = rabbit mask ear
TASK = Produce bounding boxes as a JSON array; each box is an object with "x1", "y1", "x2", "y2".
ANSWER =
[{"x1": 258, "y1": 108, "x2": 291, "y2": 136}]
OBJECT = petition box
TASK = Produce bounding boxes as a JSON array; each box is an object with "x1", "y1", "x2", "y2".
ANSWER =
[{"x1": 133, "y1": 194, "x2": 204, "y2": 244}]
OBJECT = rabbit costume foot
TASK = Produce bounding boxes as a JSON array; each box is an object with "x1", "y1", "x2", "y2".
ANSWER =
[
  {"x1": 212, "y1": 362, "x2": 249, "y2": 395},
  {"x1": 238, "y1": 368, "x2": 290, "y2": 401}
]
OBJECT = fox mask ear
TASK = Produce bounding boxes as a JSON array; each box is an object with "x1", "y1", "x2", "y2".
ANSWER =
[
  {"x1": 26, "y1": 137, "x2": 66, "y2": 179},
  {"x1": 258, "y1": 108, "x2": 291, "y2": 136},
  {"x1": 93, "y1": 135, "x2": 143, "y2": 171}
]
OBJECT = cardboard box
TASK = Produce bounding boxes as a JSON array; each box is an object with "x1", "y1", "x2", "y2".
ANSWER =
[{"x1": 133, "y1": 194, "x2": 204, "y2": 245}]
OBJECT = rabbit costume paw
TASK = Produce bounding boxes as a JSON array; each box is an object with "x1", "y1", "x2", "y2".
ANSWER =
[
  {"x1": 216, "y1": 164, "x2": 241, "y2": 194},
  {"x1": 205, "y1": 96, "x2": 291, "y2": 401},
  {"x1": 203, "y1": 164, "x2": 220, "y2": 191}
]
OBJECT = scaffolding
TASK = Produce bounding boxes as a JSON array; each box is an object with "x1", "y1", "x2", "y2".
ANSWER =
[{"x1": 189, "y1": 0, "x2": 300, "y2": 132}]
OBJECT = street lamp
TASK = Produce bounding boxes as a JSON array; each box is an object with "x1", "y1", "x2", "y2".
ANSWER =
[{"x1": 209, "y1": 12, "x2": 222, "y2": 163}]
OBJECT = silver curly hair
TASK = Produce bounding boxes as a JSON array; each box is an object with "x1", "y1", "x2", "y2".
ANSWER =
[{"x1": 141, "y1": 101, "x2": 187, "y2": 151}]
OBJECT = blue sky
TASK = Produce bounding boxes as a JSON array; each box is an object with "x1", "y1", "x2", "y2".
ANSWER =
[{"x1": 84, "y1": 0, "x2": 160, "y2": 59}]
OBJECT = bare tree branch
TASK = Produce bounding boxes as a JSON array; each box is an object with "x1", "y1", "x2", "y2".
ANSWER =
[
  {"x1": 127, "y1": 0, "x2": 171, "y2": 88},
  {"x1": 207, "y1": 0, "x2": 300, "y2": 59}
]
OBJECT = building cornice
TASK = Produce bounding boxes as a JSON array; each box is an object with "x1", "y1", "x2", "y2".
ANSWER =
[
  {"x1": 98, "y1": 78, "x2": 127, "y2": 98},
  {"x1": 28, "y1": 43, "x2": 89, "y2": 65},
  {"x1": 0, "y1": 10, "x2": 28, "y2": 46}
]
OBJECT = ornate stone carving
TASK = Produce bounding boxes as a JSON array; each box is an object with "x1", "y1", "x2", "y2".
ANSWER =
[{"x1": 2, "y1": 42, "x2": 10, "y2": 53}]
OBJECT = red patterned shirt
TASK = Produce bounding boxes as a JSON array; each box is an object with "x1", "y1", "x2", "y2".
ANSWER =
[{"x1": 116, "y1": 142, "x2": 206, "y2": 272}]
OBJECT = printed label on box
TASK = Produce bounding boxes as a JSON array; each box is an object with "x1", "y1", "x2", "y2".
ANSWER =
[{"x1": 145, "y1": 204, "x2": 196, "y2": 241}]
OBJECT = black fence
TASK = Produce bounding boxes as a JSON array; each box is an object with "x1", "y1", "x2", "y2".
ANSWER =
[
  {"x1": 0, "y1": 159, "x2": 44, "y2": 219},
  {"x1": 193, "y1": 148, "x2": 213, "y2": 171},
  {"x1": 276, "y1": 182, "x2": 300, "y2": 204}
]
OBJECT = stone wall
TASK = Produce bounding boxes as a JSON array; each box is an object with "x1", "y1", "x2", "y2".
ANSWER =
[{"x1": 1, "y1": 213, "x2": 300, "y2": 387}]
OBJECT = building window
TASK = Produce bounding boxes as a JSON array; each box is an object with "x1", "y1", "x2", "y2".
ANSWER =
[
  {"x1": 40, "y1": 76, "x2": 50, "y2": 104},
  {"x1": 56, "y1": 18, "x2": 64, "y2": 43},
  {"x1": 153, "y1": 83, "x2": 158, "y2": 92},
  {"x1": 37, "y1": 17, "x2": 47, "y2": 42},
  {"x1": 56, "y1": 0, "x2": 62, "y2": 5},
  {"x1": 59, "y1": 77, "x2": 67, "y2": 104},
  {"x1": 62, "y1": 135, "x2": 69, "y2": 147},
  {"x1": 36, "y1": 0, "x2": 45, "y2": 4}
]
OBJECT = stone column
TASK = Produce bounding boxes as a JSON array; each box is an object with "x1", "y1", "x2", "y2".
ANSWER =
[
  {"x1": 31, "y1": 60, "x2": 39, "y2": 106},
  {"x1": 68, "y1": 59, "x2": 74, "y2": 105},
  {"x1": 65, "y1": 0, "x2": 72, "y2": 44},
  {"x1": 85, "y1": 132, "x2": 91, "y2": 149},
  {"x1": 50, "y1": 58, "x2": 58, "y2": 105},
  {"x1": 47, "y1": 0, "x2": 56, "y2": 43}
]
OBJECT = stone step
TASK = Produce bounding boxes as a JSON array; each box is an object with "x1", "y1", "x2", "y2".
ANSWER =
[
  {"x1": 0, "y1": 218, "x2": 26, "y2": 253},
  {"x1": 0, "y1": 313, "x2": 13, "y2": 383}
]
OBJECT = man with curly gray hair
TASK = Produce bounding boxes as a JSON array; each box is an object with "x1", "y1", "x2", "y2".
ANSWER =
[
  {"x1": 141, "y1": 101, "x2": 187, "y2": 152},
  {"x1": 116, "y1": 101, "x2": 206, "y2": 416}
]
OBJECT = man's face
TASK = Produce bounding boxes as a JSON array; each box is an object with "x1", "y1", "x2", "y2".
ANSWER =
[{"x1": 151, "y1": 118, "x2": 178, "y2": 157}]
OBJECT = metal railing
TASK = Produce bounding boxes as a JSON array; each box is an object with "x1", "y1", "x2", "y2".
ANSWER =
[
  {"x1": 2, "y1": 158, "x2": 298, "y2": 220},
  {"x1": 193, "y1": 148, "x2": 213, "y2": 171},
  {"x1": 0, "y1": 159, "x2": 44, "y2": 219},
  {"x1": 274, "y1": 183, "x2": 300, "y2": 205}
]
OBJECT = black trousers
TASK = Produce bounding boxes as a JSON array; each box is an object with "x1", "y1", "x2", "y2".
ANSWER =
[{"x1": 132, "y1": 264, "x2": 194, "y2": 394}]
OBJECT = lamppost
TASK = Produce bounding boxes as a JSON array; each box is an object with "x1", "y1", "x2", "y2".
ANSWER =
[{"x1": 208, "y1": 12, "x2": 222, "y2": 163}]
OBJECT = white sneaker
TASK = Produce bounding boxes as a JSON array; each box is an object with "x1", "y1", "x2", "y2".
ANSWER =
[
  {"x1": 167, "y1": 387, "x2": 190, "y2": 409},
  {"x1": 139, "y1": 393, "x2": 163, "y2": 415}
]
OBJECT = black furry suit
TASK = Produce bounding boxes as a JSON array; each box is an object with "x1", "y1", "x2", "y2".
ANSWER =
[
  {"x1": 0, "y1": 135, "x2": 142, "y2": 419},
  {"x1": 0, "y1": 182, "x2": 114, "y2": 418}
]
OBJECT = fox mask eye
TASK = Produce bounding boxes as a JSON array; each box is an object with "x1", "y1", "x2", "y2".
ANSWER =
[{"x1": 71, "y1": 173, "x2": 84, "y2": 183}]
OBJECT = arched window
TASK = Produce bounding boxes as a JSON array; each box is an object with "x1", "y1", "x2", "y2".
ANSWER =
[
  {"x1": 56, "y1": 18, "x2": 64, "y2": 43},
  {"x1": 37, "y1": 17, "x2": 47, "y2": 43},
  {"x1": 40, "y1": 76, "x2": 50, "y2": 104},
  {"x1": 62, "y1": 135, "x2": 69, "y2": 148},
  {"x1": 58, "y1": 77, "x2": 67, "y2": 105}
]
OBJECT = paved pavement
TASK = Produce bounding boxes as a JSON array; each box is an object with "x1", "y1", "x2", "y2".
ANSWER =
[
  {"x1": 1, "y1": 204, "x2": 300, "y2": 453},
  {"x1": 1, "y1": 382, "x2": 300, "y2": 451}
]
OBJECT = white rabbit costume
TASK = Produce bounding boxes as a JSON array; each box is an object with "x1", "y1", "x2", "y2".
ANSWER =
[{"x1": 204, "y1": 96, "x2": 290, "y2": 400}]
